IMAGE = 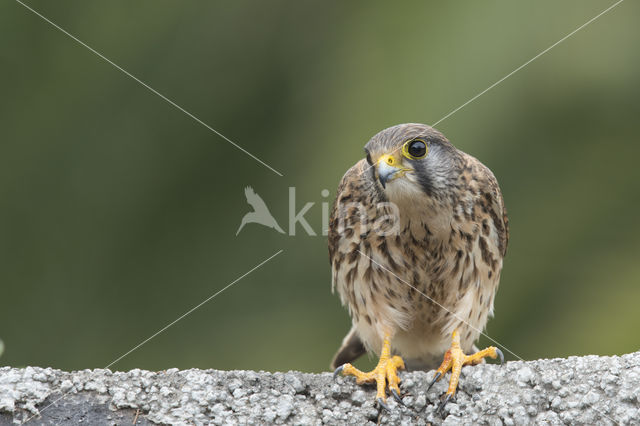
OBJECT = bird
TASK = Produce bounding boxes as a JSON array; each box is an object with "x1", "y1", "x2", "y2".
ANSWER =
[
  {"x1": 236, "y1": 186, "x2": 285, "y2": 235},
  {"x1": 328, "y1": 123, "x2": 508, "y2": 411}
]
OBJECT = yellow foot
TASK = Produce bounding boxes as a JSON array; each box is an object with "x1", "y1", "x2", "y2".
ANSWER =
[
  {"x1": 334, "y1": 335, "x2": 405, "y2": 410},
  {"x1": 427, "y1": 329, "x2": 504, "y2": 414}
]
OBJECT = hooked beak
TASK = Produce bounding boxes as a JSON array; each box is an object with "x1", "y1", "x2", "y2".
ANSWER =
[{"x1": 377, "y1": 154, "x2": 403, "y2": 188}]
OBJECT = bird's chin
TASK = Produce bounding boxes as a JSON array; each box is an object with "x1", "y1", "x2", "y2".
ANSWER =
[{"x1": 383, "y1": 177, "x2": 422, "y2": 200}]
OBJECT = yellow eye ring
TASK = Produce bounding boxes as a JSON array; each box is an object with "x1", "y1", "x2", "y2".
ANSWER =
[{"x1": 402, "y1": 138, "x2": 428, "y2": 160}]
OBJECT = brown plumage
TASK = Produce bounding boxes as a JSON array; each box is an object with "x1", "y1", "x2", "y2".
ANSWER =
[{"x1": 328, "y1": 123, "x2": 508, "y2": 407}]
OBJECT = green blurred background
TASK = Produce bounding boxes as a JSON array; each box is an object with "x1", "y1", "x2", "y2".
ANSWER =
[{"x1": 1, "y1": 0, "x2": 639, "y2": 373}]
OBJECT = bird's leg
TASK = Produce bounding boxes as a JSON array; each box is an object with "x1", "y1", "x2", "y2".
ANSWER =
[
  {"x1": 428, "y1": 329, "x2": 503, "y2": 413},
  {"x1": 334, "y1": 334, "x2": 405, "y2": 409}
]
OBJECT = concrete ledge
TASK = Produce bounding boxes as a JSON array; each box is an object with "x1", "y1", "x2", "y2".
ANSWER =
[{"x1": 1, "y1": 352, "x2": 639, "y2": 425}]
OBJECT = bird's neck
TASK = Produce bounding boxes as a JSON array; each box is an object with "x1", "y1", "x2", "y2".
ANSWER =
[{"x1": 395, "y1": 196, "x2": 454, "y2": 243}]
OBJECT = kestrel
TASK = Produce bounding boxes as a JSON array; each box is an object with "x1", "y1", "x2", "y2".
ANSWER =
[{"x1": 329, "y1": 123, "x2": 508, "y2": 411}]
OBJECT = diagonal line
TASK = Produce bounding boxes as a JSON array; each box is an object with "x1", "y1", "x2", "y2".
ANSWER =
[
  {"x1": 14, "y1": 0, "x2": 284, "y2": 177},
  {"x1": 104, "y1": 248, "x2": 284, "y2": 369},
  {"x1": 357, "y1": 0, "x2": 624, "y2": 179},
  {"x1": 357, "y1": 249, "x2": 523, "y2": 361},
  {"x1": 357, "y1": 249, "x2": 620, "y2": 425},
  {"x1": 430, "y1": 0, "x2": 625, "y2": 127},
  {"x1": 24, "y1": 249, "x2": 284, "y2": 424}
]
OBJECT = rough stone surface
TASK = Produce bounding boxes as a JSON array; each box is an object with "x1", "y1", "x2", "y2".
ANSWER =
[{"x1": 1, "y1": 352, "x2": 639, "y2": 425}]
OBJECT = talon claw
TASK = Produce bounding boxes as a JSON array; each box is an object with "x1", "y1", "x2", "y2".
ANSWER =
[
  {"x1": 496, "y1": 348, "x2": 504, "y2": 365},
  {"x1": 437, "y1": 393, "x2": 452, "y2": 414},
  {"x1": 332, "y1": 337, "x2": 405, "y2": 410},
  {"x1": 427, "y1": 371, "x2": 441, "y2": 391},
  {"x1": 376, "y1": 397, "x2": 391, "y2": 411},
  {"x1": 391, "y1": 388, "x2": 404, "y2": 406}
]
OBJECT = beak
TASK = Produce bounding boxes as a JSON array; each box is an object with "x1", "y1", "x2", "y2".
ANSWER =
[{"x1": 377, "y1": 154, "x2": 402, "y2": 188}]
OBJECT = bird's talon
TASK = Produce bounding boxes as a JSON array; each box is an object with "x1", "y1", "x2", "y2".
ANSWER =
[
  {"x1": 391, "y1": 388, "x2": 404, "y2": 406},
  {"x1": 428, "y1": 330, "x2": 501, "y2": 407},
  {"x1": 437, "y1": 393, "x2": 452, "y2": 414},
  {"x1": 496, "y1": 348, "x2": 504, "y2": 365},
  {"x1": 376, "y1": 397, "x2": 391, "y2": 411},
  {"x1": 427, "y1": 371, "x2": 441, "y2": 391},
  {"x1": 333, "y1": 365, "x2": 344, "y2": 379},
  {"x1": 336, "y1": 336, "x2": 404, "y2": 408}
]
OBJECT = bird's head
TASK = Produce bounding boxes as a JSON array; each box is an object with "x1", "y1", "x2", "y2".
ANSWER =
[{"x1": 364, "y1": 123, "x2": 460, "y2": 202}]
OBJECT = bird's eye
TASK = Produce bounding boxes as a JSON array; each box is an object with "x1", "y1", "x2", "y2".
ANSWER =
[{"x1": 402, "y1": 139, "x2": 428, "y2": 160}]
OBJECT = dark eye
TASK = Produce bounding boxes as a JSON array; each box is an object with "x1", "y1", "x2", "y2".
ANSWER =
[{"x1": 403, "y1": 139, "x2": 428, "y2": 159}]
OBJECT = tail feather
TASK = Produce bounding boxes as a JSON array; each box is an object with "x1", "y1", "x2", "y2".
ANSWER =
[{"x1": 330, "y1": 325, "x2": 366, "y2": 370}]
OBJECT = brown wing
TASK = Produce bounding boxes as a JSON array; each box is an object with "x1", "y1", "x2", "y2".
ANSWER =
[
  {"x1": 469, "y1": 155, "x2": 509, "y2": 257},
  {"x1": 501, "y1": 204, "x2": 509, "y2": 257},
  {"x1": 486, "y1": 168, "x2": 509, "y2": 257},
  {"x1": 328, "y1": 159, "x2": 378, "y2": 291},
  {"x1": 328, "y1": 160, "x2": 377, "y2": 369}
]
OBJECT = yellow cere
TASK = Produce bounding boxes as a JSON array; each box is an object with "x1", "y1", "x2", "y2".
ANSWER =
[{"x1": 378, "y1": 154, "x2": 398, "y2": 166}]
